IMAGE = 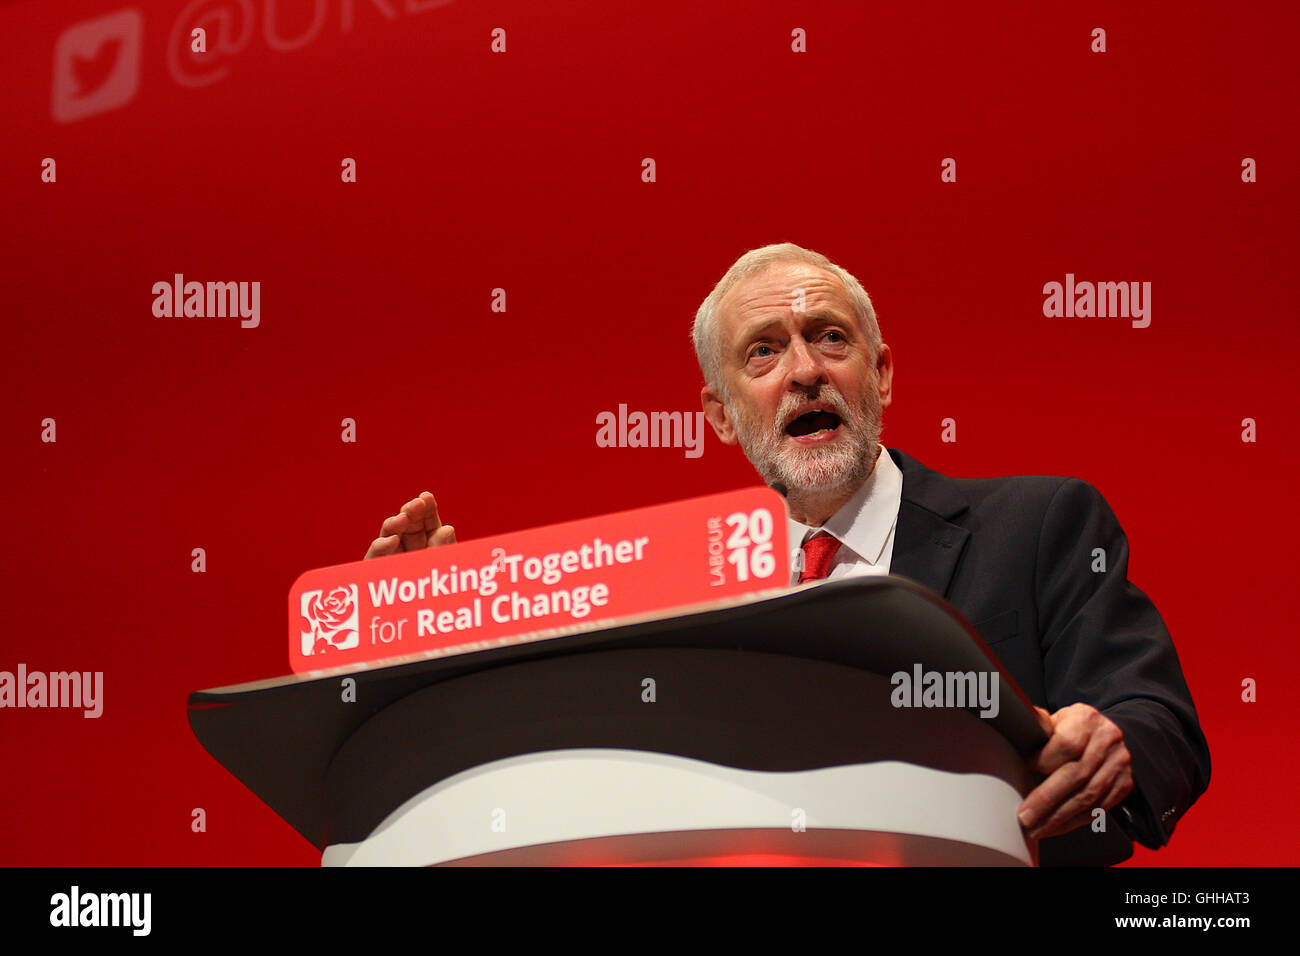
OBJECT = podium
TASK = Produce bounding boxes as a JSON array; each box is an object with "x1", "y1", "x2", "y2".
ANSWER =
[{"x1": 188, "y1": 575, "x2": 1133, "y2": 865}]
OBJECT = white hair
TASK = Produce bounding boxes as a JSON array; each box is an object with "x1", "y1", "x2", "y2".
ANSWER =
[{"x1": 691, "y1": 242, "x2": 882, "y2": 396}]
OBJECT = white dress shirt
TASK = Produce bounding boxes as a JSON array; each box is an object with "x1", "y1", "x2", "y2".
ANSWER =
[{"x1": 786, "y1": 444, "x2": 903, "y2": 585}]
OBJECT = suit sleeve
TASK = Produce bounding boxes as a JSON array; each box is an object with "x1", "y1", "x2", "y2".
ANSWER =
[{"x1": 1034, "y1": 477, "x2": 1210, "y2": 849}]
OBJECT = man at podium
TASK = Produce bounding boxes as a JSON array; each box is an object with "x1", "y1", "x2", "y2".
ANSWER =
[{"x1": 363, "y1": 242, "x2": 1209, "y2": 857}]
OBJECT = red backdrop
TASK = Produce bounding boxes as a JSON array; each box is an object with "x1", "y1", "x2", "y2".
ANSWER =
[{"x1": 2, "y1": 0, "x2": 1296, "y2": 865}]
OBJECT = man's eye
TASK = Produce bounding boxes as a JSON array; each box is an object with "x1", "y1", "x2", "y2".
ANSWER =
[
  {"x1": 752, "y1": 345, "x2": 774, "y2": 357},
  {"x1": 822, "y1": 330, "x2": 844, "y2": 343}
]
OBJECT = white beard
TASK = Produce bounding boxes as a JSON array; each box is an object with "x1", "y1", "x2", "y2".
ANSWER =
[{"x1": 729, "y1": 378, "x2": 882, "y2": 499}]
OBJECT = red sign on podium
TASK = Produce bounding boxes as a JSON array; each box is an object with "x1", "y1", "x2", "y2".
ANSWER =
[{"x1": 288, "y1": 487, "x2": 789, "y2": 674}]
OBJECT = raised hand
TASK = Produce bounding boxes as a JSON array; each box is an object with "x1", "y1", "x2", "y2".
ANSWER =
[{"x1": 364, "y1": 491, "x2": 457, "y2": 560}]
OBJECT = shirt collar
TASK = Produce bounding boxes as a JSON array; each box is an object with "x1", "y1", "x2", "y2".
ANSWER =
[{"x1": 785, "y1": 444, "x2": 902, "y2": 566}]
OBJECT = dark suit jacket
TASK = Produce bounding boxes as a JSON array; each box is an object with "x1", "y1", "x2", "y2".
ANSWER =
[{"x1": 884, "y1": 447, "x2": 1210, "y2": 859}]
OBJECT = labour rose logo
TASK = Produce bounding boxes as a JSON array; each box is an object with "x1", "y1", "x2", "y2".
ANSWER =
[{"x1": 300, "y1": 585, "x2": 360, "y2": 656}]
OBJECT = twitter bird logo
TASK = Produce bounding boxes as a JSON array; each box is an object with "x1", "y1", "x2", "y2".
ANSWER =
[{"x1": 52, "y1": 8, "x2": 142, "y2": 123}]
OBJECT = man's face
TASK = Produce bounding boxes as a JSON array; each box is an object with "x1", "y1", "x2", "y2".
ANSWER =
[{"x1": 701, "y1": 262, "x2": 893, "y2": 498}]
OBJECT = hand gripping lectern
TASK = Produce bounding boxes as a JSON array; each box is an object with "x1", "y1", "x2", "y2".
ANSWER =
[{"x1": 187, "y1": 576, "x2": 1134, "y2": 866}]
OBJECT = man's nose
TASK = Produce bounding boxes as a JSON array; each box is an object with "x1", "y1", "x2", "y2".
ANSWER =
[{"x1": 785, "y1": 335, "x2": 826, "y2": 387}]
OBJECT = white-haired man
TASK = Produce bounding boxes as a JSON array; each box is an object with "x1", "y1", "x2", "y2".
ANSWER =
[{"x1": 691, "y1": 242, "x2": 1208, "y2": 859}]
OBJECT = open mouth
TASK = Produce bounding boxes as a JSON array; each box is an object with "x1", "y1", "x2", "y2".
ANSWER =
[{"x1": 785, "y1": 409, "x2": 842, "y2": 438}]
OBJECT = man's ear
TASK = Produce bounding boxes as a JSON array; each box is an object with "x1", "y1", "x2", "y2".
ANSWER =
[
  {"x1": 701, "y1": 385, "x2": 738, "y2": 445},
  {"x1": 875, "y1": 342, "x2": 895, "y2": 410}
]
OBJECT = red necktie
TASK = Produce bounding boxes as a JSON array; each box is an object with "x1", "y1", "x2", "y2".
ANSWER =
[{"x1": 799, "y1": 531, "x2": 842, "y2": 583}]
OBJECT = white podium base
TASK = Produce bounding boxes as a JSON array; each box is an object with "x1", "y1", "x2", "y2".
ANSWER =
[{"x1": 322, "y1": 748, "x2": 1034, "y2": 866}]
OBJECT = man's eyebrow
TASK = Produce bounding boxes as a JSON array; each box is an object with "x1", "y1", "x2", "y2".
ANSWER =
[{"x1": 737, "y1": 318, "x2": 784, "y2": 344}]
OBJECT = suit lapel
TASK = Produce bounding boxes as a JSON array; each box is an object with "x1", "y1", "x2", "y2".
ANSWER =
[{"x1": 886, "y1": 448, "x2": 971, "y2": 599}]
